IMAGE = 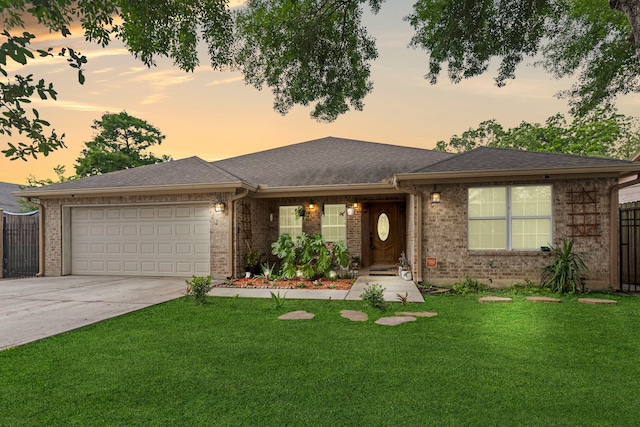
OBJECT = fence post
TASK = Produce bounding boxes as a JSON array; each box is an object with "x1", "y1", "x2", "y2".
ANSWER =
[{"x1": 0, "y1": 208, "x2": 3, "y2": 279}]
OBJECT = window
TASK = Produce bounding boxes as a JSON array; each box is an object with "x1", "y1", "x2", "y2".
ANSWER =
[
  {"x1": 468, "y1": 185, "x2": 552, "y2": 250},
  {"x1": 321, "y1": 204, "x2": 346, "y2": 242},
  {"x1": 279, "y1": 206, "x2": 302, "y2": 240}
]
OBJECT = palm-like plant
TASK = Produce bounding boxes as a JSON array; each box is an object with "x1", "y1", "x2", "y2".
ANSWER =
[{"x1": 541, "y1": 239, "x2": 589, "y2": 294}]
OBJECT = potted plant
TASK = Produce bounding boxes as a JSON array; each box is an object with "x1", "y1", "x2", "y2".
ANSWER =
[
  {"x1": 244, "y1": 241, "x2": 261, "y2": 276},
  {"x1": 398, "y1": 251, "x2": 412, "y2": 281},
  {"x1": 295, "y1": 205, "x2": 306, "y2": 219}
]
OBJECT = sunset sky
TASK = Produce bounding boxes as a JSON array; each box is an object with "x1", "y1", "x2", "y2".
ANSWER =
[{"x1": 1, "y1": 0, "x2": 638, "y2": 184}]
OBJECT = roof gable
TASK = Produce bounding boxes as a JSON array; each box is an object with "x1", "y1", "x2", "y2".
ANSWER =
[{"x1": 213, "y1": 136, "x2": 454, "y2": 187}]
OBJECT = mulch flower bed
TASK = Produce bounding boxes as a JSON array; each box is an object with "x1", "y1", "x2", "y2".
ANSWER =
[{"x1": 218, "y1": 277, "x2": 355, "y2": 290}]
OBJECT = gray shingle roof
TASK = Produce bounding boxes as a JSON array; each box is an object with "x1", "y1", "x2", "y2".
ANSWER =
[
  {"x1": 17, "y1": 156, "x2": 242, "y2": 194},
  {"x1": 213, "y1": 136, "x2": 454, "y2": 187},
  {"x1": 0, "y1": 182, "x2": 24, "y2": 212},
  {"x1": 418, "y1": 146, "x2": 638, "y2": 173}
]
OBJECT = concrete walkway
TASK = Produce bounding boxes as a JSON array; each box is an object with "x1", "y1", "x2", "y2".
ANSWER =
[
  {"x1": 0, "y1": 276, "x2": 186, "y2": 349},
  {"x1": 209, "y1": 275, "x2": 424, "y2": 303}
]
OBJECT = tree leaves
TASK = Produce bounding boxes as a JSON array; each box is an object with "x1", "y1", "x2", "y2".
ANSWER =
[
  {"x1": 234, "y1": 0, "x2": 379, "y2": 122},
  {"x1": 435, "y1": 108, "x2": 640, "y2": 159},
  {"x1": 407, "y1": 0, "x2": 640, "y2": 115}
]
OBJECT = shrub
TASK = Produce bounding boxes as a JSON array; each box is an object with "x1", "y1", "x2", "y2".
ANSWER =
[
  {"x1": 541, "y1": 238, "x2": 589, "y2": 294},
  {"x1": 360, "y1": 283, "x2": 386, "y2": 310},
  {"x1": 452, "y1": 276, "x2": 486, "y2": 295},
  {"x1": 186, "y1": 275, "x2": 212, "y2": 305}
]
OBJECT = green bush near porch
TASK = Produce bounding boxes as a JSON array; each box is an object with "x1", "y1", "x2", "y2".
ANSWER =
[{"x1": 1, "y1": 294, "x2": 638, "y2": 426}]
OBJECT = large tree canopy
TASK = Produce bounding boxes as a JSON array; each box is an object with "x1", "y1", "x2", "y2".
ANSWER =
[
  {"x1": 407, "y1": 0, "x2": 640, "y2": 115},
  {"x1": 2, "y1": 0, "x2": 640, "y2": 160},
  {"x1": 435, "y1": 108, "x2": 640, "y2": 159},
  {"x1": 74, "y1": 112, "x2": 170, "y2": 177}
]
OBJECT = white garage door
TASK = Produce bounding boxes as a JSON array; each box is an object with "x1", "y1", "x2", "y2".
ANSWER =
[{"x1": 71, "y1": 205, "x2": 211, "y2": 276}]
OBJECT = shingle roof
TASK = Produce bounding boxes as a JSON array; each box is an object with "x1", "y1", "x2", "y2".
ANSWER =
[
  {"x1": 0, "y1": 182, "x2": 24, "y2": 212},
  {"x1": 17, "y1": 156, "x2": 243, "y2": 195},
  {"x1": 418, "y1": 146, "x2": 638, "y2": 173},
  {"x1": 213, "y1": 136, "x2": 454, "y2": 187}
]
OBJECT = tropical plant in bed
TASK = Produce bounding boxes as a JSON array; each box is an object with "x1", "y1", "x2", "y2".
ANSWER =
[
  {"x1": 271, "y1": 233, "x2": 350, "y2": 279},
  {"x1": 541, "y1": 238, "x2": 589, "y2": 294}
]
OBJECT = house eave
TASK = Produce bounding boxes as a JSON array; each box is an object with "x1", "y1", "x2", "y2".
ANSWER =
[
  {"x1": 250, "y1": 182, "x2": 398, "y2": 198},
  {"x1": 394, "y1": 165, "x2": 640, "y2": 184},
  {"x1": 14, "y1": 182, "x2": 254, "y2": 199}
]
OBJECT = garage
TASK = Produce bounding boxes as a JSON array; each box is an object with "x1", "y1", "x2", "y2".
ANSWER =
[{"x1": 69, "y1": 204, "x2": 211, "y2": 277}]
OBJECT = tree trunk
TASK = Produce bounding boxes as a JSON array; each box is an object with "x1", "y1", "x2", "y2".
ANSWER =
[{"x1": 610, "y1": 0, "x2": 640, "y2": 58}]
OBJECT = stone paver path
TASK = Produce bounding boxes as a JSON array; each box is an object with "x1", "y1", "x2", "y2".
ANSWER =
[
  {"x1": 578, "y1": 298, "x2": 617, "y2": 305},
  {"x1": 340, "y1": 310, "x2": 368, "y2": 321},
  {"x1": 526, "y1": 296, "x2": 561, "y2": 303},
  {"x1": 395, "y1": 311, "x2": 438, "y2": 317},
  {"x1": 478, "y1": 296, "x2": 512, "y2": 303},
  {"x1": 375, "y1": 316, "x2": 417, "y2": 326},
  {"x1": 278, "y1": 310, "x2": 315, "y2": 320}
]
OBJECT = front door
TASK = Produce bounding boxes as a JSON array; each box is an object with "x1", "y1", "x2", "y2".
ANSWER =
[{"x1": 368, "y1": 203, "x2": 403, "y2": 267}]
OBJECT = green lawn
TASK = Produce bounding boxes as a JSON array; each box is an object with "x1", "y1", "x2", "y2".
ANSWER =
[{"x1": 1, "y1": 294, "x2": 640, "y2": 426}]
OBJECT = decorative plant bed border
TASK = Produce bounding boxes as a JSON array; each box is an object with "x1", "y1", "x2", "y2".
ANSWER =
[{"x1": 216, "y1": 278, "x2": 355, "y2": 290}]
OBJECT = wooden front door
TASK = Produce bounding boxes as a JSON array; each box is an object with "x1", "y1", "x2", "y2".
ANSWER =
[{"x1": 368, "y1": 203, "x2": 404, "y2": 267}]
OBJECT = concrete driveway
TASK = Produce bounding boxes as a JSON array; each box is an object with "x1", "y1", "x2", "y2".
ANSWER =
[{"x1": 0, "y1": 276, "x2": 187, "y2": 349}]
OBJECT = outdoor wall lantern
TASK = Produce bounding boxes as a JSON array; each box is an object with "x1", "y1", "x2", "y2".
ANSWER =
[
  {"x1": 214, "y1": 195, "x2": 225, "y2": 213},
  {"x1": 346, "y1": 202, "x2": 356, "y2": 216},
  {"x1": 308, "y1": 201, "x2": 316, "y2": 210},
  {"x1": 430, "y1": 188, "x2": 441, "y2": 204}
]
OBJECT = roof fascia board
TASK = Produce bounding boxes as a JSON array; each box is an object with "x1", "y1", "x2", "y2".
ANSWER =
[
  {"x1": 251, "y1": 183, "x2": 398, "y2": 198},
  {"x1": 14, "y1": 182, "x2": 254, "y2": 199},
  {"x1": 395, "y1": 165, "x2": 640, "y2": 184}
]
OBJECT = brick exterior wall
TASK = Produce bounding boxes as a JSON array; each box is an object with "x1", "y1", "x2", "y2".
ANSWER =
[
  {"x1": 419, "y1": 178, "x2": 617, "y2": 290},
  {"x1": 40, "y1": 192, "x2": 232, "y2": 278}
]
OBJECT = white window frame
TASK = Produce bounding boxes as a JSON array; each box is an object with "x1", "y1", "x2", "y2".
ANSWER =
[
  {"x1": 468, "y1": 185, "x2": 552, "y2": 251},
  {"x1": 279, "y1": 206, "x2": 303, "y2": 240},
  {"x1": 321, "y1": 204, "x2": 347, "y2": 242}
]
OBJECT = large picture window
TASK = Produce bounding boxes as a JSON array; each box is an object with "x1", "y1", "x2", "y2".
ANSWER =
[
  {"x1": 468, "y1": 185, "x2": 552, "y2": 250},
  {"x1": 279, "y1": 206, "x2": 303, "y2": 240},
  {"x1": 321, "y1": 204, "x2": 346, "y2": 242}
]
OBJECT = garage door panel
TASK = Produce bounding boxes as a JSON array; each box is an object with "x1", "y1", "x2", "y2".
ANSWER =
[{"x1": 71, "y1": 205, "x2": 211, "y2": 277}]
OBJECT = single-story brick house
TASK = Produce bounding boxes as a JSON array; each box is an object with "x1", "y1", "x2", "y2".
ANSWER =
[{"x1": 16, "y1": 137, "x2": 640, "y2": 290}]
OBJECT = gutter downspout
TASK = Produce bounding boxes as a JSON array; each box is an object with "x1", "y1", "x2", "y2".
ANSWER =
[
  {"x1": 612, "y1": 174, "x2": 640, "y2": 290},
  {"x1": 25, "y1": 197, "x2": 44, "y2": 277},
  {"x1": 393, "y1": 179, "x2": 423, "y2": 283},
  {"x1": 227, "y1": 188, "x2": 249, "y2": 279}
]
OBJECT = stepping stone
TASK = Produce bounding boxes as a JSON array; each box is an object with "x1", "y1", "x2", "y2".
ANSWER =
[
  {"x1": 278, "y1": 310, "x2": 315, "y2": 320},
  {"x1": 526, "y1": 296, "x2": 561, "y2": 303},
  {"x1": 375, "y1": 316, "x2": 417, "y2": 326},
  {"x1": 340, "y1": 310, "x2": 368, "y2": 321},
  {"x1": 578, "y1": 298, "x2": 617, "y2": 305},
  {"x1": 478, "y1": 296, "x2": 512, "y2": 303},
  {"x1": 395, "y1": 311, "x2": 438, "y2": 317}
]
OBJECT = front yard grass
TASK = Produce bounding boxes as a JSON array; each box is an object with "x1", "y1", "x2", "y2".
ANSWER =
[{"x1": 1, "y1": 293, "x2": 640, "y2": 426}]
